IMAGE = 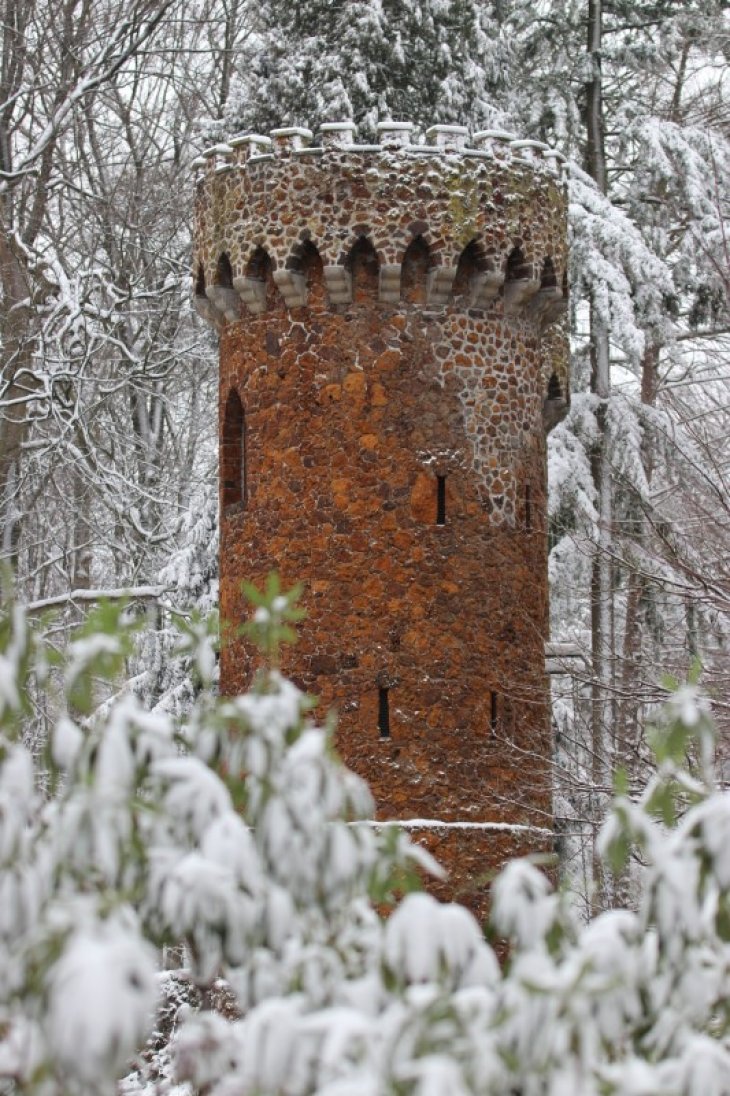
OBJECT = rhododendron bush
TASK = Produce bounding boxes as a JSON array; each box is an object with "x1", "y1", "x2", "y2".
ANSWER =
[{"x1": 1, "y1": 585, "x2": 730, "y2": 1096}]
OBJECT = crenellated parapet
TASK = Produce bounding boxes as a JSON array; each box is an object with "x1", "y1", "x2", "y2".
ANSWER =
[{"x1": 192, "y1": 120, "x2": 568, "y2": 339}]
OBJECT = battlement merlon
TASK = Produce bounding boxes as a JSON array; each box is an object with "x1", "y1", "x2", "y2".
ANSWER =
[{"x1": 192, "y1": 119, "x2": 569, "y2": 335}]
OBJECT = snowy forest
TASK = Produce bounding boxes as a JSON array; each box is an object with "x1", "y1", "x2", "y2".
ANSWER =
[{"x1": 1, "y1": 0, "x2": 730, "y2": 1093}]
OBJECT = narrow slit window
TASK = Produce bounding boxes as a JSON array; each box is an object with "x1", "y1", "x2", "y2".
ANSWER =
[
  {"x1": 436, "y1": 475, "x2": 446, "y2": 525},
  {"x1": 195, "y1": 262, "x2": 206, "y2": 297},
  {"x1": 378, "y1": 687, "x2": 390, "y2": 738},
  {"x1": 525, "y1": 484, "x2": 532, "y2": 531},
  {"x1": 490, "y1": 691, "x2": 498, "y2": 734},
  {"x1": 222, "y1": 389, "x2": 246, "y2": 509}
]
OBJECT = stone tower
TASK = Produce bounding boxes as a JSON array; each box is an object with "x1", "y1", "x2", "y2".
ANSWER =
[{"x1": 193, "y1": 121, "x2": 569, "y2": 916}]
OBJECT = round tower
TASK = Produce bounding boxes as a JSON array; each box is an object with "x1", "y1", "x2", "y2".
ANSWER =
[{"x1": 193, "y1": 120, "x2": 569, "y2": 916}]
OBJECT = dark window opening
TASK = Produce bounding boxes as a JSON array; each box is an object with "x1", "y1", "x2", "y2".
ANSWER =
[
  {"x1": 436, "y1": 475, "x2": 446, "y2": 525},
  {"x1": 290, "y1": 238, "x2": 325, "y2": 307},
  {"x1": 505, "y1": 245, "x2": 530, "y2": 282},
  {"x1": 246, "y1": 246, "x2": 272, "y2": 282},
  {"x1": 401, "y1": 235, "x2": 431, "y2": 304},
  {"x1": 452, "y1": 239, "x2": 487, "y2": 299},
  {"x1": 490, "y1": 691, "x2": 498, "y2": 734},
  {"x1": 222, "y1": 389, "x2": 245, "y2": 509},
  {"x1": 216, "y1": 251, "x2": 233, "y2": 287},
  {"x1": 378, "y1": 687, "x2": 390, "y2": 738},
  {"x1": 246, "y1": 245, "x2": 277, "y2": 308},
  {"x1": 547, "y1": 372, "x2": 562, "y2": 401},
  {"x1": 525, "y1": 484, "x2": 532, "y2": 531},
  {"x1": 449, "y1": 240, "x2": 488, "y2": 300},
  {"x1": 540, "y1": 256, "x2": 557, "y2": 289},
  {"x1": 346, "y1": 237, "x2": 379, "y2": 303}
]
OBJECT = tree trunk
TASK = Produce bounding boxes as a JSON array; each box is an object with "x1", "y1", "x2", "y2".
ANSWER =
[
  {"x1": 585, "y1": 0, "x2": 614, "y2": 913},
  {"x1": 0, "y1": 223, "x2": 41, "y2": 565}
]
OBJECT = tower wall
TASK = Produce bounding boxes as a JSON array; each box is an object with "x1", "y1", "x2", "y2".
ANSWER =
[{"x1": 193, "y1": 123, "x2": 569, "y2": 917}]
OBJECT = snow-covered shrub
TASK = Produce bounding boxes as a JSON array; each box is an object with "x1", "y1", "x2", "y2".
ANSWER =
[{"x1": 2, "y1": 582, "x2": 730, "y2": 1095}]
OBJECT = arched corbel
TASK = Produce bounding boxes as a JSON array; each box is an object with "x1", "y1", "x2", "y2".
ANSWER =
[
  {"x1": 427, "y1": 265, "x2": 458, "y2": 306},
  {"x1": 323, "y1": 265, "x2": 353, "y2": 305},
  {"x1": 527, "y1": 258, "x2": 568, "y2": 330},
  {"x1": 233, "y1": 246, "x2": 274, "y2": 315},
  {"x1": 206, "y1": 252, "x2": 241, "y2": 322}
]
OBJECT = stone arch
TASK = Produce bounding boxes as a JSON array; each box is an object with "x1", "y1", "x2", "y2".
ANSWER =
[
  {"x1": 216, "y1": 251, "x2": 234, "y2": 287},
  {"x1": 540, "y1": 256, "x2": 558, "y2": 289},
  {"x1": 246, "y1": 245, "x2": 274, "y2": 281},
  {"x1": 505, "y1": 245, "x2": 531, "y2": 282},
  {"x1": 452, "y1": 239, "x2": 487, "y2": 299},
  {"x1": 547, "y1": 371, "x2": 562, "y2": 400},
  {"x1": 289, "y1": 239, "x2": 326, "y2": 308},
  {"x1": 346, "y1": 237, "x2": 380, "y2": 303},
  {"x1": 246, "y1": 245, "x2": 278, "y2": 309},
  {"x1": 401, "y1": 235, "x2": 432, "y2": 304},
  {"x1": 542, "y1": 369, "x2": 568, "y2": 433},
  {"x1": 221, "y1": 387, "x2": 246, "y2": 509}
]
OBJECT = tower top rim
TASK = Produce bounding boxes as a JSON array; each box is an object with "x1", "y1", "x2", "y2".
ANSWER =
[
  {"x1": 192, "y1": 116, "x2": 569, "y2": 331},
  {"x1": 194, "y1": 118, "x2": 569, "y2": 183}
]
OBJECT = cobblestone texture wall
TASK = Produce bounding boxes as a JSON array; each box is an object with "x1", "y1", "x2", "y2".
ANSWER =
[{"x1": 193, "y1": 122, "x2": 568, "y2": 920}]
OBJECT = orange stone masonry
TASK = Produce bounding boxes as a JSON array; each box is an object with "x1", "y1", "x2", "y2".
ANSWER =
[{"x1": 192, "y1": 121, "x2": 569, "y2": 919}]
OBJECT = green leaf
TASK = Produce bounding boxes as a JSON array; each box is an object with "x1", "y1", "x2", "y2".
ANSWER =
[
  {"x1": 646, "y1": 782, "x2": 677, "y2": 827},
  {"x1": 613, "y1": 767, "x2": 629, "y2": 797},
  {"x1": 239, "y1": 574, "x2": 306, "y2": 665},
  {"x1": 605, "y1": 830, "x2": 631, "y2": 876}
]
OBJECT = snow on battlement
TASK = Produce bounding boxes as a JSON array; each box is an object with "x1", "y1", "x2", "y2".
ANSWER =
[
  {"x1": 193, "y1": 122, "x2": 567, "y2": 177},
  {"x1": 192, "y1": 119, "x2": 568, "y2": 338}
]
